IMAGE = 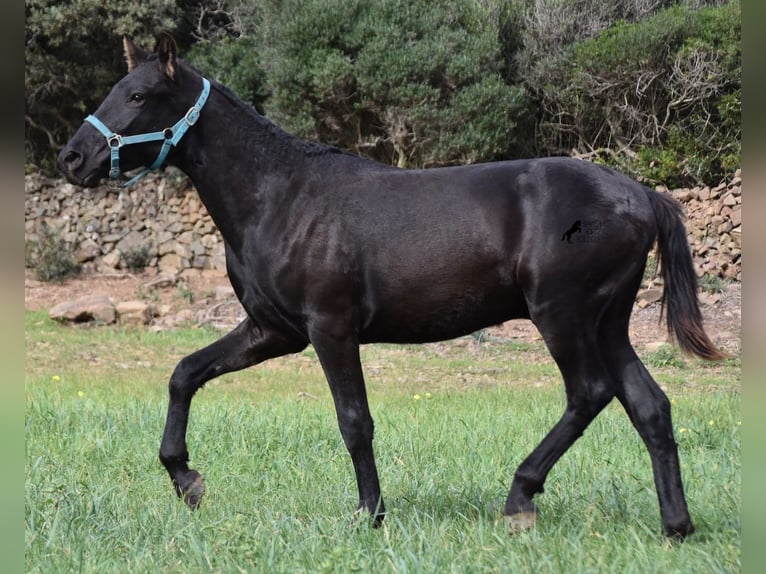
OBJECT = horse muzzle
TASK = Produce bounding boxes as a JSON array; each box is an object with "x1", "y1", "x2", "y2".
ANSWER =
[{"x1": 57, "y1": 144, "x2": 105, "y2": 188}]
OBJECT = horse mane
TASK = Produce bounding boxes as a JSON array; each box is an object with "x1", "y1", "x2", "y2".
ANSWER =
[{"x1": 187, "y1": 62, "x2": 355, "y2": 161}]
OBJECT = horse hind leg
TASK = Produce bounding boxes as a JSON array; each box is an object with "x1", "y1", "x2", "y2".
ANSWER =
[
  {"x1": 592, "y1": 276, "x2": 695, "y2": 539},
  {"x1": 604, "y1": 334, "x2": 694, "y2": 538},
  {"x1": 159, "y1": 317, "x2": 306, "y2": 508},
  {"x1": 505, "y1": 316, "x2": 616, "y2": 531}
]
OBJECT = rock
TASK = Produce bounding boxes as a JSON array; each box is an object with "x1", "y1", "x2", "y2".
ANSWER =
[
  {"x1": 645, "y1": 341, "x2": 668, "y2": 353},
  {"x1": 101, "y1": 250, "x2": 121, "y2": 269},
  {"x1": 143, "y1": 273, "x2": 178, "y2": 291},
  {"x1": 115, "y1": 230, "x2": 148, "y2": 253},
  {"x1": 76, "y1": 239, "x2": 101, "y2": 263},
  {"x1": 672, "y1": 189, "x2": 693, "y2": 202},
  {"x1": 699, "y1": 292, "x2": 722, "y2": 306},
  {"x1": 24, "y1": 169, "x2": 743, "y2": 283},
  {"x1": 158, "y1": 253, "x2": 183, "y2": 273},
  {"x1": 116, "y1": 300, "x2": 157, "y2": 325},
  {"x1": 49, "y1": 294, "x2": 116, "y2": 324},
  {"x1": 215, "y1": 285, "x2": 236, "y2": 300},
  {"x1": 158, "y1": 240, "x2": 178, "y2": 256},
  {"x1": 636, "y1": 288, "x2": 663, "y2": 309}
]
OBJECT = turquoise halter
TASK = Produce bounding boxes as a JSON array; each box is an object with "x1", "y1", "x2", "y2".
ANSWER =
[{"x1": 85, "y1": 77, "x2": 211, "y2": 188}]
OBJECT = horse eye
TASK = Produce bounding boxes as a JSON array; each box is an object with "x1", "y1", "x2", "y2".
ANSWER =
[{"x1": 129, "y1": 93, "x2": 145, "y2": 104}]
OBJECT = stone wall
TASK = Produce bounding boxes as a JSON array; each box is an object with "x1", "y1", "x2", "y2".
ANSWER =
[
  {"x1": 660, "y1": 171, "x2": 741, "y2": 281},
  {"x1": 25, "y1": 169, "x2": 226, "y2": 275},
  {"x1": 24, "y1": 167, "x2": 741, "y2": 280}
]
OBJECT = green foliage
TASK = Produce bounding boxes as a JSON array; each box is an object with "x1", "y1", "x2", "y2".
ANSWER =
[
  {"x1": 25, "y1": 0, "x2": 739, "y2": 185},
  {"x1": 259, "y1": 0, "x2": 534, "y2": 167},
  {"x1": 529, "y1": 0, "x2": 740, "y2": 187},
  {"x1": 182, "y1": 1, "x2": 269, "y2": 113},
  {"x1": 699, "y1": 272, "x2": 726, "y2": 294},
  {"x1": 120, "y1": 243, "x2": 153, "y2": 273},
  {"x1": 176, "y1": 281, "x2": 195, "y2": 304},
  {"x1": 186, "y1": 36, "x2": 269, "y2": 113},
  {"x1": 645, "y1": 344, "x2": 687, "y2": 369},
  {"x1": 25, "y1": 222, "x2": 81, "y2": 282}
]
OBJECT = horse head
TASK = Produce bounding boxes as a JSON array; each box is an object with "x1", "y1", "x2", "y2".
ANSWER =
[{"x1": 58, "y1": 33, "x2": 207, "y2": 188}]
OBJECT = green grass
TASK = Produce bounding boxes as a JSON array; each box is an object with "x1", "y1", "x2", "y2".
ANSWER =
[{"x1": 25, "y1": 310, "x2": 740, "y2": 573}]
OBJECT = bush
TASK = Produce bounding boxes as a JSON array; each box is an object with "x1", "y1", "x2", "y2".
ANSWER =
[
  {"x1": 120, "y1": 243, "x2": 154, "y2": 273},
  {"x1": 25, "y1": 0, "x2": 739, "y2": 186},
  {"x1": 182, "y1": 1, "x2": 268, "y2": 113},
  {"x1": 524, "y1": 0, "x2": 740, "y2": 187},
  {"x1": 259, "y1": 0, "x2": 535, "y2": 167},
  {"x1": 25, "y1": 223, "x2": 81, "y2": 282}
]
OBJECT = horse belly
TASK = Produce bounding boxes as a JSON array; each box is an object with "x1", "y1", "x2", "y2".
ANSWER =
[{"x1": 359, "y1": 264, "x2": 528, "y2": 344}]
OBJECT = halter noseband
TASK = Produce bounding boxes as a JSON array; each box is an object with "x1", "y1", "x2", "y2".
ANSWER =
[{"x1": 85, "y1": 77, "x2": 211, "y2": 188}]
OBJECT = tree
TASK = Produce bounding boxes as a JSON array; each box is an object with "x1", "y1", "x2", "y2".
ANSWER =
[{"x1": 258, "y1": 0, "x2": 534, "y2": 167}]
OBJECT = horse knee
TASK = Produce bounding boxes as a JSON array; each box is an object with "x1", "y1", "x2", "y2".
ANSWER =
[{"x1": 168, "y1": 357, "x2": 203, "y2": 401}]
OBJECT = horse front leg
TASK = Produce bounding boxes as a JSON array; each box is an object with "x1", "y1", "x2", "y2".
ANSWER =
[
  {"x1": 159, "y1": 317, "x2": 306, "y2": 508},
  {"x1": 310, "y1": 327, "x2": 385, "y2": 525}
]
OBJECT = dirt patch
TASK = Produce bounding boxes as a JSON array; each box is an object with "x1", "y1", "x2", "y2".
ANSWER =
[{"x1": 25, "y1": 269, "x2": 741, "y2": 356}]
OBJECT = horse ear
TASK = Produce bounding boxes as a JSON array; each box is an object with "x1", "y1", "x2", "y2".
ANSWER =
[
  {"x1": 123, "y1": 36, "x2": 148, "y2": 72},
  {"x1": 155, "y1": 32, "x2": 178, "y2": 80}
]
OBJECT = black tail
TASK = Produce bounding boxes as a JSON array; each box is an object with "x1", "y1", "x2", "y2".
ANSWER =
[{"x1": 647, "y1": 190, "x2": 726, "y2": 360}]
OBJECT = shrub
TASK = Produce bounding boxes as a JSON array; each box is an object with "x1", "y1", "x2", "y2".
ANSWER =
[
  {"x1": 182, "y1": 1, "x2": 268, "y2": 113},
  {"x1": 259, "y1": 0, "x2": 535, "y2": 167},
  {"x1": 524, "y1": 0, "x2": 740, "y2": 187},
  {"x1": 25, "y1": 222, "x2": 81, "y2": 282},
  {"x1": 120, "y1": 243, "x2": 153, "y2": 273}
]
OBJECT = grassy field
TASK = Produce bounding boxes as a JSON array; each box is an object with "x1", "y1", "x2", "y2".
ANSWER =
[{"x1": 25, "y1": 310, "x2": 740, "y2": 573}]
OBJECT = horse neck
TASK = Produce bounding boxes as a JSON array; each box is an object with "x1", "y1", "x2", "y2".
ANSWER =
[{"x1": 173, "y1": 81, "x2": 318, "y2": 239}]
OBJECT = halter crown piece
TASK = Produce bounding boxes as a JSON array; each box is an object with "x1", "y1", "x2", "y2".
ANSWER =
[{"x1": 85, "y1": 77, "x2": 211, "y2": 188}]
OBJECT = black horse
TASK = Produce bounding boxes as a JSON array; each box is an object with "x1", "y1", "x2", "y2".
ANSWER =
[{"x1": 58, "y1": 35, "x2": 723, "y2": 539}]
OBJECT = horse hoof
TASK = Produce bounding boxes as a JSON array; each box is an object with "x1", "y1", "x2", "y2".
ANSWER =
[
  {"x1": 174, "y1": 471, "x2": 205, "y2": 509},
  {"x1": 665, "y1": 522, "x2": 695, "y2": 540},
  {"x1": 505, "y1": 511, "x2": 537, "y2": 533},
  {"x1": 350, "y1": 506, "x2": 385, "y2": 528}
]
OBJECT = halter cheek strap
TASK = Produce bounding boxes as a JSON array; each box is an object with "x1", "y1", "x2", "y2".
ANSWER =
[{"x1": 85, "y1": 77, "x2": 210, "y2": 188}]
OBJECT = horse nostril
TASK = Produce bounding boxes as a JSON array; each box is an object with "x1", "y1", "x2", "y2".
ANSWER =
[{"x1": 58, "y1": 148, "x2": 83, "y2": 173}]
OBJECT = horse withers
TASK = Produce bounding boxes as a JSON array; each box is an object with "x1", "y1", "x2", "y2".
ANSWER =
[{"x1": 58, "y1": 34, "x2": 724, "y2": 539}]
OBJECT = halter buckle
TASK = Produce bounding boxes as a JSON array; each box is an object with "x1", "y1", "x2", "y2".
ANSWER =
[{"x1": 184, "y1": 106, "x2": 201, "y2": 126}]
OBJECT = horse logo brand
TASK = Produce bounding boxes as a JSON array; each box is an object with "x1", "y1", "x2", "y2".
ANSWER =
[{"x1": 561, "y1": 219, "x2": 602, "y2": 244}]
